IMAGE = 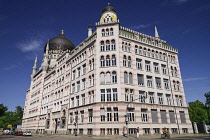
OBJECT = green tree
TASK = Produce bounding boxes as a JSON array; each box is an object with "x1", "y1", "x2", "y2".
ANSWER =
[
  {"x1": 188, "y1": 100, "x2": 209, "y2": 124},
  {"x1": 0, "y1": 104, "x2": 8, "y2": 117},
  {"x1": 204, "y1": 92, "x2": 210, "y2": 108},
  {"x1": 14, "y1": 106, "x2": 23, "y2": 126}
]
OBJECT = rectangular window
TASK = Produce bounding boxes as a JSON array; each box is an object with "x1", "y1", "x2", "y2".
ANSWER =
[
  {"x1": 79, "y1": 129, "x2": 83, "y2": 135},
  {"x1": 128, "y1": 108, "x2": 135, "y2": 122},
  {"x1": 129, "y1": 128, "x2": 136, "y2": 135},
  {"x1": 113, "y1": 88, "x2": 118, "y2": 101},
  {"x1": 139, "y1": 90, "x2": 146, "y2": 103},
  {"x1": 82, "y1": 64, "x2": 86, "y2": 75},
  {"x1": 76, "y1": 96, "x2": 79, "y2": 106},
  {"x1": 81, "y1": 111, "x2": 84, "y2": 123},
  {"x1": 158, "y1": 93, "x2": 164, "y2": 105},
  {"x1": 100, "y1": 128, "x2": 105, "y2": 135},
  {"x1": 87, "y1": 129, "x2": 92, "y2": 135},
  {"x1": 107, "y1": 108, "x2": 112, "y2": 121},
  {"x1": 147, "y1": 76, "x2": 153, "y2": 88},
  {"x1": 180, "y1": 111, "x2": 186, "y2": 123},
  {"x1": 143, "y1": 128, "x2": 150, "y2": 134},
  {"x1": 70, "y1": 113, "x2": 73, "y2": 123},
  {"x1": 171, "y1": 128, "x2": 178, "y2": 134},
  {"x1": 114, "y1": 128, "x2": 119, "y2": 135},
  {"x1": 107, "y1": 128, "x2": 112, "y2": 135},
  {"x1": 137, "y1": 74, "x2": 144, "y2": 86},
  {"x1": 182, "y1": 128, "x2": 188, "y2": 133},
  {"x1": 72, "y1": 84, "x2": 75, "y2": 93},
  {"x1": 141, "y1": 109, "x2": 148, "y2": 122},
  {"x1": 77, "y1": 81, "x2": 80, "y2": 92},
  {"x1": 161, "y1": 64, "x2": 167, "y2": 75},
  {"x1": 82, "y1": 94, "x2": 85, "y2": 105},
  {"x1": 164, "y1": 79, "x2": 169, "y2": 90},
  {"x1": 155, "y1": 77, "x2": 161, "y2": 89},
  {"x1": 145, "y1": 61, "x2": 151, "y2": 71},
  {"x1": 88, "y1": 109, "x2": 93, "y2": 122},
  {"x1": 101, "y1": 89, "x2": 105, "y2": 102},
  {"x1": 149, "y1": 92, "x2": 155, "y2": 104},
  {"x1": 153, "y1": 128, "x2": 160, "y2": 134},
  {"x1": 166, "y1": 94, "x2": 171, "y2": 105},
  {"x1": 160, "y1": 110, "x2": 167, "y2": 123},
  {"x1": 154, "y1": 63, "x2": 159, "y2": 73},
  {"x1": 151, "y1": 109, "x2": 158, "y2": 123},
  {"x1": 107, "y1": 89, "x2": 112, "y2": 101},
  {"x1": 136, "y1": 58, "x2": 142, "y2": 70},
  {"x1": 169, "y1": 111, "x2": 176, "y2": 123},
  {"x1": 100, "y1": 108, "x2": 105, "y2": 122},
  {"x1": 114, "y1": 107, "x2": 118, "y2": 121}
]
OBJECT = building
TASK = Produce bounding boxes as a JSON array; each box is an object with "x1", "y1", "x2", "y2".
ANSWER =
[{"x1": 22, "y1": 5, "x2": 193, "y2": 135}]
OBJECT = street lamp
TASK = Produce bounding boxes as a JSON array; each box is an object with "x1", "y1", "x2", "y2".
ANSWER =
[{"x1": 124, "y1": 92, "x2": 147, "y2": 137}]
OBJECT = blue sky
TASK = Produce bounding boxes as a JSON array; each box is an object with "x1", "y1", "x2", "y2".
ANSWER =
[{"x1": 0, "y1": 0, "x2": 209, "y2": 111}]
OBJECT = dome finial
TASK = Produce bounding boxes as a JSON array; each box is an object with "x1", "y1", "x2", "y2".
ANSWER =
[
  {"x1": 108, "y1": 3, "x2": 110, "y2": 6},
  {"x1": 61, "y1": 30, "x2": 64, "y2": 34}
]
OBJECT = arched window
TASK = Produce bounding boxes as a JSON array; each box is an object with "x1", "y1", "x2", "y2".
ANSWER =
[
  {"x1": 128, "y1": 56, "x2": 131, "y2": 67},
  {"x1": 124, "y1": 72, "x2": 128, "y2": 83},
  {"x1": 110, "y1": 28, "x2": 113, "y2": 36},
  {"x1": 139, "y1": 47, "x2": 143, "y2": 55},
  {"x1": 125, "y1": 43, "x2": 128, "y2": 52},
  {"x1": 92, "y1": 59, "x2": 94, "y2": 70},
  {"x1": 111, "y1": 40, "x2": 116, "y2": 50},
  {"x1": 100, "y1": 72, "x2": 105, "y2": 84},
  {"x1": 106, "y1": 55, "x2": 110, "y2": 66},
  {"x1": 128, "y1": 44, "x2": 131, "y2": 52},
  {"x1": 135, "y1": 46, "x2": 138, "y2": 54},
  {"x1": 123, "y1": 55, "x2": 127, "y2": 67},
  {"x1": 177, "y1": 81, "x2": 180, "y2": 91},
  {"x1": 173, "y1": 81, "x2": 176, "y2": 90},
  {"x1": 106, "y1": 72, "x2": 111, "y2": 83},
  {"x1": 112, "y1": 71, "x2": 117, "y2": 83},
  {"x1": 102, "y1": 29, "x2": 105, "y2": 36},
  {"x1": 106, "y1": 40, "x2": 110, "y2": 51},
  {"x1": 106, "y1": 29, "x2": 109, "y2": 36},
  {"x1": 100, "y1": 41, "x2": 105, "y2": 51},
  {"x1": 122, "y1": 42, "x2": 125, "y2": 51},
  {"x1": 147, "y1": 49, "x2": 151, "y2": 57},
  {"x1": 171, "y1": 66, "x2": 174, "y2": 76},
  {"x1": 100, "y1": 56, "x2": 105, "y2": 67},
  {"x1": 89, "y1": 60, "x2": 92, "y2": 71},
  {"x1": 174, "y1": 67, "x2": 178, "y2": 77},
  {"x1": 112, "y1": 55, "x2": 116, "y2": 66},
  {"x1": 129, "y1": 72, "x2": 133, "y2": 84}
]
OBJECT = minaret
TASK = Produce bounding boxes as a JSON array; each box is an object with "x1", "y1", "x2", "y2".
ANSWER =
[
  {"x1": 41, "y1": 41, "x2": 49, "y2": 71},
  {"x1": 155, "y1": 22, "x2": 160, "y2": 39},
  {"x1": 31, "y1": 56, "x2": 37, "y2": 79},
  {"x1": 88, "y1": 25, "x2": 93, "y2": 37}
]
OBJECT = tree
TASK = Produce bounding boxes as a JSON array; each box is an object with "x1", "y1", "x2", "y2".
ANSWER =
[
  {"x1": 14, "y1": 106, "x2": 23, "y2": 126},
  {"x1": 0, "y1": 104, "x2": 8, "y2": 117},
  {"x1": 188, "y1": 100, "x2": 209, "y2": 124},
  {"x1": 204, "y1": 92, "x2": 210, "y2": 108}
]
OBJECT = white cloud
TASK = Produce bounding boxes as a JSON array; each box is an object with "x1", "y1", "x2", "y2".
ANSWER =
[
  {"x1": 18, "y1": 39, "x2": 43, "y2": 53},
  {"x1": 2, "y1": 64, "x2": 17, "y2": 71},
  {"x1": 130, "y1": 24, "x2": 151, "y2": 30},
  {"x1": 183, "y1": 77, "x2": 208, "y2": 82}
]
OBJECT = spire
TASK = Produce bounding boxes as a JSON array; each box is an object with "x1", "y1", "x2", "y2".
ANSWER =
[
  {"x1": 61, "y1": 30, "x2": 64, "y2": 34},
  {"x1": 46, "y1": 40, "x2": 49, "y2": 56},
  {"x1": 88, "y1": 24, "x2": 93, "y2": 37},
  {"x1": 155, "y1": 22, "x2": 160, "y2": 39},
  {"x1": 32, "y1": 55, "x2": 37, "y2": 75}
]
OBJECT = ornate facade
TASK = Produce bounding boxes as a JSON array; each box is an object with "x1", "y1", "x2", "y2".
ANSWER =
[{"x1": 22, "y1": 5, "x2": 193, "y2": 135}]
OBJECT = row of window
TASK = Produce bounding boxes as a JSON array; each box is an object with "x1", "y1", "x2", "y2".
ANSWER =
[
  {"x1": 100, "y1": 40, "x2": 116, "y2": 51},
  {"x1": 68, "y1": 128, "x2": 188, "y2": 135},
  {"x1": 101, "y1": 28, "x2": 114, "y2": 36}
]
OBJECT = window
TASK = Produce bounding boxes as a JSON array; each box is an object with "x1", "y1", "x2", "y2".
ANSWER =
[
  {"x1": 129, "y1": 128, "x2": 136, "y2": 135},
  {"x1": 161, "y1": 64, "x2": 167, "y2": 75},
  {"x1": 72, "y1": 70, "x2": 76, "y2": 80},
  {"x1": 160, "y1": 110, "x2": 167, "y2": 123},
  {"x1": 135, "y1": 46, "x2": 138, "y2": 54},
  {"x1": 106, "y1": 56, "x2": 110, "y2": 66},
  {"x1": 125, "y1": 89, "x2": 134, "y2": 102},
  {"x1": 180, "y1": 111, "x2": 186, "y2": 123},
  {"x1": 112, "y1": 71, "x2": 117, "y2": 83},
  {"x1": 129, "y1": 73, "x2": 133, "y2": 84},
  {"x1": 76, "y1": 96, "x2": 79, "y2": 106},
  {"x1": 147, "y1": 76, "x2": 153, "y2": 88},
  {"x1": 107, "y1": 128, "x2": 112, "y2": 135},
  {"x1": 100, "y1": 72, "x2": 105, "y2": 84},
  {"x1": 79, "y1": 129, "x2": 83, "y2": 135},
  {"x1": 154, "y1": 63, "x2": 159, "y2": 73},
  {"x1": 151, "y1": 109, "x2": 158, "y2": 123},
  {"x1": 70, "y1": 113, "x2": 73, "y2": 123},
  {"x1": 100, "y1": 41, "x2": 105, "y2": 51},
  {"x1": 136, "y1": 58, "x2": 142, "y2": 70},
  {"x1": 81, "y1": 111, "x2": 84, "y2": 123},
  {"x1": 82, "y1": 64, "x2": 86, "y2": 75},
  {"x1": 77, "y1": 81, "x2": 80, "y2": 92},
  {"x1": 155, "y1": 77, "x2": 161, "y2": 89},
  {"x1": 106, "y1": 72, "x2": 111, "y2": 83},
  {"x1": 88, "y1": 109, "x2": 93, "y2": 122},
  {"x1": 110, "y1": 28, "x2": 113, "y2": 36},
  {"x1": 101, "y1": 89, "x2": 105, "y2": 102},
  {"x1": 182, "y1": 128, "x2": 188, "y2": 133},
  {"x1": 82, "y1": 79, "x2": 86, "y2": 90},
  {"x1": 106, "y1": 40, "x2": 110, "y2": 51},
  {"x1": 114, "y1": 128, "x2": 119, "y2": 135},
  {"x1": 106, "y1": 29, "x2": 109, "y2": 36},
  {"x1": 123, "y1": 56, "x2": 127, "y2": 67},
  {"x1": 153, "y1": 128, "x2": 160, "y2": 134},
  {"x1": 100, "y1": 128, "x2": 105, "y2": 135},
  {"x1": 100, "y1": 56, "x2": 105, "y2": 67},
  {"x1": 124, "y1": 72, "x2": 128, "y2": 83},
  {"x1": 113, "y1": 88, "x2": 118, "y2": 101},
  {"x1": 164, "y1": 79, "x2": 169, "y2": 89},
  {"x1": 77, "y1": 67, "x2": 81, "y2": 77},
  {"x1": 141, "y1": 109, "x2": 148, "y2": 122},
  {"x1": 139, "y1": 90, "x2": 146, "y2": 103},
  {"x1": 171, "y1": 128, "x2": 178, "y2": 134},
  {"x1": 102, "y1": 29, "x2": 105, "y2": 36},
  {"x1": 111, "y1": 55, "x2": 116, "y2": 66},
  {"x1": 100, "y1": 108, "x2": 105, "y2": 122},
  {"x1": 145, "y1": 61, "x2": 151, "y2": 71},
  {"x1": 169, "y1": 111, "x2": 176, "y2": 123},
  {"x1": 75, "y1": 111, "x2": 78, "y2": 123},
  {"x1": 107, "y1": 108, "x2": 112, "y2": 121},
  {"x1": 127, "y1": 108, "x2": 135, "y2": 122},
  {"x1": 82, "y1": 94, "x2": 85, "y2": 105},
  {"x1": 72, "y1": 84, "x2": 75, "y2": 93},
  {"x1": 114, "y1": 107, "x2": 118, "y2": 121},
  {"x1": 166, "y1": 94, "x2": 172, "y2": 105},
  {"x1": 87, "y1": 129, "x2": 92, "y2": 135},
  {"x1": 158, "y1": 93, "x2": 163, "y2": 105},
  {"x1": 148, "y1": 92, "x2": 155, "y2": 104},
  {"x1": 107, "y1": 89, "x2": 112, "y2": 101},
  {"x1": 128, "y1": 56, "x2": 131, "y2": 67},
  {"x1": 71, "y1": 98, "x2": 74, "y2": 108},
  {"x1": 111, "y1": 40, "x2": 115, "y2": 50},
  {"x1": 174, "y1": 67, "x2": 178, "y2": 77},
  {"x1": 137, "y1": 74, "x2": 144, "y2": 86}
]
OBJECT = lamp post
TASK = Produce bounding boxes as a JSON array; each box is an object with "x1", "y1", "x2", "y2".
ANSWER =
[{"x1": 125, "y1": 92, "x2": 147, "y2": 137}]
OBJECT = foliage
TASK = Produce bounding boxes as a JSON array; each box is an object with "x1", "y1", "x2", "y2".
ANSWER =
[
  {"x1": 204, "y1": 92, "x2": 210, "y2": 108},
  {"x1": 0, "y1": 105, "x2": 23, "y2": 129},
  {"x1": 0, "y1": 104, "x2": 8, "y2": 117}
]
